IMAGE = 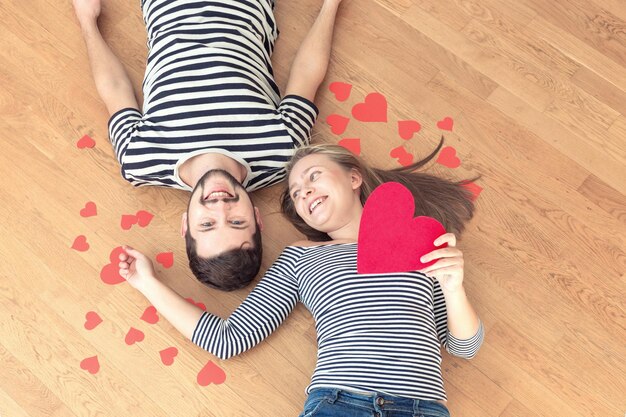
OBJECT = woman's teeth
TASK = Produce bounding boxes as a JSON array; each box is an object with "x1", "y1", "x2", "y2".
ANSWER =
[{"x1": 310, "y1": 197, "x2": 326, "y2": 213}]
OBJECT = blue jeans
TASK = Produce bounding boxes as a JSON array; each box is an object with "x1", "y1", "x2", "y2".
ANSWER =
[{"x1": 299, "y1": 389, "x2": 451, "y2": 417}]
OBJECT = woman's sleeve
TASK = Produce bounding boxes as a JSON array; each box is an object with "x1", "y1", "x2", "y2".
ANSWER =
[
  {"x1": 276, "y1": 95, "x2": 319, "y2": 148},
  {"x1": 191, "y1": 247, "x2": 302, "y2": 359},
  {"x1": 433, "y1": 280, "x2": 484, "y2": 359}
]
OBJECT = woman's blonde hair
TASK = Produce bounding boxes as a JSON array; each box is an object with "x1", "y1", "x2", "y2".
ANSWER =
[{"x1": 280, "y1": 137, "x2": 478, "y2": 241}]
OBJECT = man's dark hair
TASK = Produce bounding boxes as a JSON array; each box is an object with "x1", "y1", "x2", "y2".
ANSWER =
[{"x1": 185, "y1": 223, "x2": 263, "y2": 291}]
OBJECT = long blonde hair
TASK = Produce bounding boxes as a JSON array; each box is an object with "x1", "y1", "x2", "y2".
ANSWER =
[{"x1": 280, "y1": 137, "x2": 478, "y2": 241}]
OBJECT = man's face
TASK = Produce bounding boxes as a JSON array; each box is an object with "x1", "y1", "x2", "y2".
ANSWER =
[{"x1": 182, "y1": 170, "x2": 260, "y2": 258}]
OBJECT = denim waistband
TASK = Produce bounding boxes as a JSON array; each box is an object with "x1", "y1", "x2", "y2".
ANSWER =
[{"x1": 306, "y1": 388, "x2": 450, "y2": 416}]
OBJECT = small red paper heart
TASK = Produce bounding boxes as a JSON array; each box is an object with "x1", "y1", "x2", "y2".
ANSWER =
[
  {"x1": 80, "y1": 202, "x2": 97, "y2": 217},
  {"x1": 398, "y1": 120, "x2": 421, "y2": 140},
  {"x1": 326, "y1": 114, "x2": 350, "y2": 135},
  {"x1": 120, "y1": 214, "x2": 137, "y2": 231},
  {"x1": 100, "y1": 246, "x2": 126, "y2": 285},
  {"x1": 156, "y1": 252, "x2": 174, "y2": 268},
  {"x1": 197, "y1": 360, "x2": 226, "y2": 386},
  {"x1": 329, "y1": 81, "x2": 352, "y2": 101},
  {"x1": 436, "y1": 146, "x2": 461, "y2": 168},
  {"x1": 140, "y1": 306, "x2": 159, "y2": 324},
  {"x1": 125, "y1": 327, "x2": 145, "y2": 345},
  {"x1": 71, "y1": 235, "x2": 90, "y2": 252},
  {"x1": 77, "y1": 135, "x2": 96, "y2": 149},
  {"x1": 462, "y1": 182, "x2": 483, "y2": 201},
  {"x1": 136, "y1": 210, "x2": 154, "y2": 227},
  {"x1": 80, "y1": 355, "x2": 100, "y2": 374},
  {"x1": 389, "y1": 146, "x2": 414, "y2": 167},
  {"x1": 185, "y1": 297, "x2": 207, "y2": 311},
  {"x1": 159, "y1": 347, "x2": 178, "y2": 366},
  {"x1": 84, "y1": 311, "x2": 103, "y2": 330},
  {"x1": 436, "y1": 117, "x2": 454, "y2": 131},
  {"x1": 338, "y1": 138, "x2": 361, "y2": 155},
  {"x1": 352, "y1": 93, "x2": 387, "y2": 122},
  {"x1": 357, "y1": 182, "x2": 447, "y2": 274}
]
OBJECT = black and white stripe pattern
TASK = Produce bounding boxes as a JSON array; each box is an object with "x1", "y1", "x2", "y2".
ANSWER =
[
  {"x1": 107, "y1": 0, "x2": 318, "y2": 191},
  {"x1": 192, "y1": 243, "x2": 484, "y2": 401}
]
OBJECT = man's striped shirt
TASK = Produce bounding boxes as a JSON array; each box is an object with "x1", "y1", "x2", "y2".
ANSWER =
[
  {"x1": 108, "y1": 0, "x2": 318, "y2": 191},
  {"x1": 192, "y1": 243, "x2": 484, "y2": 401}
]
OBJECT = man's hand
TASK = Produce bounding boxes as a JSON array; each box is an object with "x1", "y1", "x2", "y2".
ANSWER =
[
  {"x1": 118, "y1": 246, "x2": 157, "y2": 291},
  {"x1": 73, "y1": 0, "x2": 102, "y2": 28},
  {"x1": 418, "y1": 233, "x2": 465, "y2": 293}
]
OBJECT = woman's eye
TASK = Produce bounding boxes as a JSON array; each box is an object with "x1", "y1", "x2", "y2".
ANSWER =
[
  {"x1": 292, "y1": 190, "x2": 300, "y2": 199},
  {"x1": 230, "y1": 220, "x2": 243, "y2": 225},
  {"x1": 201, "y1": 222, "x2": 213, "y2": 228},
  {"x1": 310, "y1": 171, "x2": 320, "y2": 181}
]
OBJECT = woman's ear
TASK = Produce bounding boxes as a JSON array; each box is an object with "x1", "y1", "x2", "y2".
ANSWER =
[{"x1": 350, "y1": 169, "x2": 363, "y2": 190}]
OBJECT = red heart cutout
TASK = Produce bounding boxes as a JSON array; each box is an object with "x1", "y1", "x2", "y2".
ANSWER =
[
  {"x1": 159, "y1": 347, "x2": 179, "y2": 366},
  {"x1": 84, "y1": 311, "x2": 103, "y2": 330},
  {"x1": 80, "y1": 202, "x2": 97, "y2": 217},
  {"x1": 352, "y1": 93, "x2": 387, "y2": 122},
  {"x1": 100, "y1": 246, "x2": 126, "y2": 285},
  {"x1": 436, "y1": 146, "x2": 461, "y2": 168},
  {"x1": 77, "y1": 135, "x2": 96, "y2": 149},
  {"x1": 156, "y1": 252, "x2": 174, "y2": 268},
  {"x1": 436, "y1": 117, "x2": 454, "y2": 131},
  {"x1": 71, "y1": 235, "x2": 90, "y2": 252},
  {"x1": 140, "y1": 306, "x2": 159, "y2": 324},
  {"x1": 120, "y1": 214, "x2": 137, "y2": 231},
  {"x1": 337, "y1": 138, "x2": 361, "y2": 155},
  {"x1": 398, "y1": 120, "x2": 421, "y2": 140},
  {"x1": 357, "y1": 182, "x2": 447, "y2": 274},
  {"x1": 125, "y1": 327, "x2": 145, "y2": 345},
  {"x1": 329, "y1": 81, "x2": 352, "y2": 101},
  {"x1": 197, "y1": 360, "x2": 226, "y2": 386},
  {"x1": 80, "y1": 355, "x2": 100, "y2": 374},
  {"x1": 462, "y1": 182, "x2": 483, "y2": 201},
  {"x1": 185, "y1": 297, "x2": 207, "y2": 311},
  {"x1": 326, "y1": 114, "x2": 350, "y2": 135},
  {"x1": 389, "y1": 146, "x2": 414, "y2": 167},
  {"x1": 136, "y1": 210, "x2": 154, "y2": 227}
]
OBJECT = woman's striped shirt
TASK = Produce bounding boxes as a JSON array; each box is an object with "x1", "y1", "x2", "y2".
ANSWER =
[
  {"x1": 107, "y1": 0, "x2": 318, "y2": 191},
  {"x1": 192, "y1": 243, "x2": 484, "y2": 401}
]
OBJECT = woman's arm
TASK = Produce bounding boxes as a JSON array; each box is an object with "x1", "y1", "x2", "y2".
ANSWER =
[{"x1": 283, "y1": 0, "x2": 343, "y2": 102}]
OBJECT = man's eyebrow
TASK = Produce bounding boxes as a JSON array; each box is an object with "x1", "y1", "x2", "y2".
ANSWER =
[{"x1": 288, "y1": 165, "x2": 320, "y2": 193}]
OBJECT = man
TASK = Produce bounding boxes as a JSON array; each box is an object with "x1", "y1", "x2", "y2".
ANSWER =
[{"x1": 73, "y1": 0, "x2": 342, "y2": 290}]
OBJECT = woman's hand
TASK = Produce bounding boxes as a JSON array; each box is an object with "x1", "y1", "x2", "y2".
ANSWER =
[
  {"x1": 118, "y1": 246, "x2": 157, "y2": 291},
  {"x1": 418, "y1": 233, "x2": 465, "y2": 293}
]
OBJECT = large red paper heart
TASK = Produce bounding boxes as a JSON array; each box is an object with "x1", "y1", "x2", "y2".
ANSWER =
[
  {"x1": 125, "y1": 327, "x2": 145, "y2": 345},
  {"x1": 338, "y1": 138, "x2": 361, "y2": 155},
  {"x1": 197, "y1": 360, "x2": 226, "y2": 386},
  {"x1": 326, "y1": 114, "x2": 350, "y2": 135},
  {"x1": 436, "y1": 117, "x2": 454, "y2": 131},
  {"x1": 436, "y1": 146, "x2": 461, "y2": 168},
  {"x1": 462, "y1": 181, "x2": 483, "y2": 201},
  {"x1": 398, "y1": 120, "x2": 421, "y2": 140},
  {"x1": 71, "y1": 235, "x2": 90, "y2": 252},
  {"x1": 389, "y1": 146, "x2": 414, "y2": 167},
  {"x1": 80, "y1": 202, "x2": 97, "y2": 217},
  {"x1": 140, "y1": 306, "x2": 159, "y2": 324},
  {"x1": 156, "y1": 252, "x2": 174, "y2": 269},
  {"x1": 77, "y1": 135, "x2": 96, "y2": 149},
  {"x1": 159, "y1": 347, "x2": 178, "y2": 366},
  {"x1": 357, "y1": 182, "x2": 447, "y2": 274},
  {"x1": 136, "y1": 210, "x2": 154, "y2": 227},
  {"x1": 329, "y1": 81, "x2": 352, "y2": 102},
  {"x1": 84, "y1": 311, "x2": 103, "y2": 330},
  {"x1": 80, "y1": 355, "x2": 100, "y2": 374},
  {"x1": 352, "y1": 93, "x2": 387, "y2": 122},
  {"x1": 100, "y1": 247, "x2": 126, "y2": 285}
]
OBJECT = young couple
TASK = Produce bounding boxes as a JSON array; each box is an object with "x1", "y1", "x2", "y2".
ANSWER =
[{"x1": 75, "y1": 0, "x2": 483, "y2": 415}]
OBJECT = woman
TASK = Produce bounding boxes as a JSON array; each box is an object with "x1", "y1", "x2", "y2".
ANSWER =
[{"x1": 119, "y1": 139, "x2": 484, "y2": 417}]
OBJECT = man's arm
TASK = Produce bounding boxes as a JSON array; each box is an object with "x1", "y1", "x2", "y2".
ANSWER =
[
  {"x1": 74, "y1": 0, "x2": 139, "y2": 116},
  {"x1": 283, "y1": 0, "x2": 343, "y2": 102}
]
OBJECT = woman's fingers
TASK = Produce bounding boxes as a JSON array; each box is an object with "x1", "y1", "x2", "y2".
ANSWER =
[
  {"x1": 420, "y1": 257, "x2": 463, "y2": 274},
  {"x1": 420, "y1": 247, "x2": 462, "y2": 264},
  {"x1": 434, "y1": 232, "x2": 456, "y2": 248}
]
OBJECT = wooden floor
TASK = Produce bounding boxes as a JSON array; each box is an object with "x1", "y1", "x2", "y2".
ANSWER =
[{"x1": 1, "y1": 0, "x2": 624, "y2": 416}]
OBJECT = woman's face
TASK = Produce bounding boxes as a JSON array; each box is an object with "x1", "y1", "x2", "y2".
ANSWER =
[{"x1": 287, "y1": 153, "x2": 363, "y2": 233}]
